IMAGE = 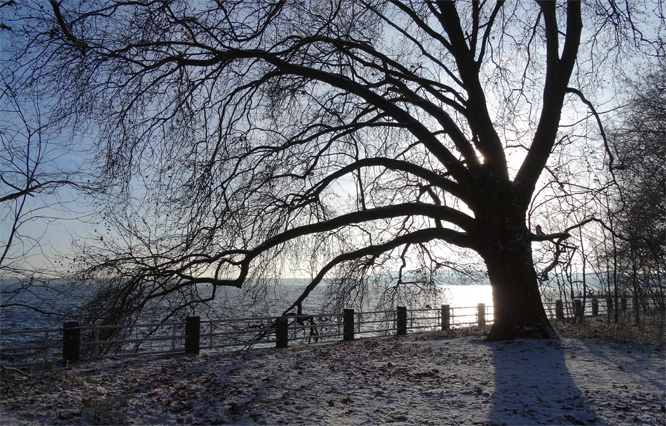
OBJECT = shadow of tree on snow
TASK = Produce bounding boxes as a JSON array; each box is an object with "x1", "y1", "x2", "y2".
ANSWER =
[{"x1": 486, "y1": 339, "x2": 603, "y2": 425}]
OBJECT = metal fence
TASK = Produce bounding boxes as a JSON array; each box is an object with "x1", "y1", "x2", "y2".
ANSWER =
[
  {"x1": 4, "y1": 297, "x2": 646, "y2": 370},
  {"x1": 1, "y1": 303, "x2": 496, "y2": 369},
  {"x1": 543, "y1": 294, "x2": 665, "y2": 320}
]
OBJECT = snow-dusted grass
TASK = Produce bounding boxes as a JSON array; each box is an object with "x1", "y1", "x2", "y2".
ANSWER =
[
  {"x1": 554, "y1": 314, "x2": 666, "y2": 347},
  {"x1": 2, "y1": 322, "x2": 665, "y2": 426}
]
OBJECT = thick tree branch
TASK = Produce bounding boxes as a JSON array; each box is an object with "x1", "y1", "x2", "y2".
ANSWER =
[
  {"x1": 566, "y1": 87, "x2": 616, "y2": 170},
  {"x1": 530, "y1": 231, "x2": 571, "y2": 242},
  {"x1": 49, "y1": 0, "x2": 87, "y2": 52},
  {"x1": 300, "y1": 157, "x2": 467, "y2": 205},
  {"x1": 249, "y1": 50, "x2": 474, "y2": 185},
  {"x1": 196, "y1": 203, "x2": 475, "y2": 286},
  {"x1": 515, "y1": 0, "x2": 582, "y2": 207},
  {"x1": 0, "y1": 179, "x2": 76, "y2": 203},
  {"x1": 282, "y1": 226, "x2": 473, "y2": 316}
]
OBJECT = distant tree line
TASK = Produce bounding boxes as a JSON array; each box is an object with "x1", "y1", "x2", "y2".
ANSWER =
[{"x1": 532, "y1": 64, "x2": 665, "y2": 324}]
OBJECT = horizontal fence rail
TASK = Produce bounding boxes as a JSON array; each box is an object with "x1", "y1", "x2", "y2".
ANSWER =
[{"x1": 1, "y1": 296, "x2": 658, "y2": 369}]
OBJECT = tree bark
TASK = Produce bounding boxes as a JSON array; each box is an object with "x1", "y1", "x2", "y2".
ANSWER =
[
  {"x1": 474, "y1": 184, "x2": 556, "y2": 341},
  {"x1": 483, "y1": 236, "x2": 556, "y2": 341}
]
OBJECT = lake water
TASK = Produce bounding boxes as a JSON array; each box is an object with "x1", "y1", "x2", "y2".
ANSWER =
[
  {"x1": 0, "y1": 279, "x2": 494, "y2": 332},
  {"x1": 4, "y1": 277, "x2": 595, "y2": 365},
  {"x1": 1, "y1": 279, "x2": 497, "y2": 365}
]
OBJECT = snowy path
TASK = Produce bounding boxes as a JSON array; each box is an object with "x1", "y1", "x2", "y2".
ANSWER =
[{"x1": 1, "y1": 334, "x2": 664, "y2": 425}]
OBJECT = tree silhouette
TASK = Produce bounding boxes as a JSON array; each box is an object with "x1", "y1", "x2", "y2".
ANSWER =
[{"x1": 5, "y1": 1, "x2": 662, "y2": 339}]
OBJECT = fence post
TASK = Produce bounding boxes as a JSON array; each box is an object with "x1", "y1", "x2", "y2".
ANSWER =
[
  {"x1": 633, "y1": 294, "x2": 639, "y2": 313},
  {"x1": 343, "y1": 309, "x2": 355, "y2": 341},
  {"x1": 94, "y1": 328, "x2": 100, "y2": 357},
  {"x1": 276, "y1": 317, "x2": 289, "y2": 348},
  {"x1": 185, "y1": 316, "x2": 200, "y2": 354},
  {"x1": 574, "y1": 299, "x2": 584, "y2": 320},
  {"x1": 555, "y1": 300, "x2": 564, "y2": 320},
  {"x1": 63, "y1": 321, "x2": 80, "y2": 365},
  {"x1": 477, "y1": 303, "x2": 486, "y2": 327},
  {"x1": 43, "y1": 331, "x2": 50, "y2": 364},
  {"x1": 592, "y1": 298, "x2": 599, "y2": 316},
  {"x1": 397, "y1": 306, "x2": 407, "y2": 335},
  {"x1": 441, "y1": 305, "x2": 451, "y2": 331}
]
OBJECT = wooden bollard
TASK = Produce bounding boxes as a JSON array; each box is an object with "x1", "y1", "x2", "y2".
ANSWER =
[
  {"x1": 574, "y1": 299, "x2": 584, "y2": 319},
  {"x1": 63, "y1": 321, "x2": 80, "y2": 365},
  {"x1": 276, "y1": 317, "x2": 289, "y2": 348},
  {"x1": 477, "y1": 303, "x2": 486, "y2": 327},
  {"x1": 441, "y1": 305, "x2": 451, "y2": 331},
  {"x1": 555, "y1": 300, "x2": 564, "y2": 321},
  {"x1": 397, "y1": 306, "x2": 407, "y2": 335},
  {"x1": 592, "y1": 298, "x2": 599, "y2": 316},
  {"x1": 343, "y1": 309, "x2": 354, "y2": 341},
  {"x1": 185, "y1": 316, "x2": 200, "y2": 354}
]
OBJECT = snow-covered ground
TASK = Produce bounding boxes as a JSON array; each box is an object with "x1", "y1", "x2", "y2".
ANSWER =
[{"x1": 1, "y1": 332, "x2": 664, "y2": 425}]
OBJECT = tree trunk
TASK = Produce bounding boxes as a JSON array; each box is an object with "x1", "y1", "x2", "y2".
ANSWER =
[{"x1": 475, "y1": 200, "x2": 556, "y2": 341}]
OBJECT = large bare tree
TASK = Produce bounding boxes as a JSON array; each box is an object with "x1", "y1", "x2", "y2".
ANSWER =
[{"x1": 5, "y1": 0, "x2": 662, "y2": 339}]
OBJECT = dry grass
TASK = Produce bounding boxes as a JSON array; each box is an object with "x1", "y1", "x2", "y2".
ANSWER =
[
  {"x1": 413, "y1": 313, "x2": 666, "y2": 347},
  {"x1": 412, "y1": 325, "x2": 491, "y2": 340},
  {"x1": 553, "y1": 312, "x2": 666, "y2": 347}
]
